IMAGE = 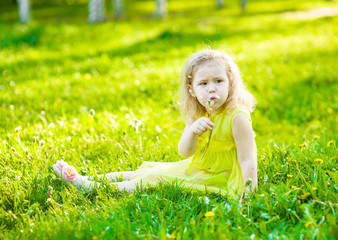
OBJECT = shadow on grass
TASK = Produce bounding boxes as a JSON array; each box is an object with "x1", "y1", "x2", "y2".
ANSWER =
[{"x1": 1, "y1": 15, "x2": 335, "y2": 71}]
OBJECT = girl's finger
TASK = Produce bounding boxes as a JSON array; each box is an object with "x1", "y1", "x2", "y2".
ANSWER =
[
  {"x1": 200, "y1": 121, "x2": 212, "y2": 130},
  {"x1": 197, "y1": 125, "x2": 206, "y2": 133},
  {"x1": 202, "y1": 118, "x2": 214, "y2": 128}
]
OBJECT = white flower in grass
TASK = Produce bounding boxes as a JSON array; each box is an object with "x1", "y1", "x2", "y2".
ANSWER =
[
  {"x1": 15, "y1": 126, "x2": 22, "y2": 132},
  {"x1": 67, "y1": 136, "x2": 71, "y2": 141},
  {"x1": 90, "y1": 109, "x2": 95, "y2": 116},
  {"x1": 39, "y1": 140, "x2": 45, "y2": 146},
  {"x1": 10, "y1": 105, "x2": 14, "y2": 110},
  {"x1": 48, "y1": 123, "x2": 55, "y2": 128},
  {"x1": 155, "y1": 125, "x2": 161, "y2": 133},
  {"x1": 58, "y1": 121, "x2": 64, "y2": 127},
  {"x1": 73, "y1": 118, "x2": 78, "y2": 123}
]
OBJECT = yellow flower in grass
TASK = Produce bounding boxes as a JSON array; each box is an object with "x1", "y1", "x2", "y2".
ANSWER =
[
  {"x1": 204, "y1": 211, "x2": 215, "y2": 217},
  {"x1": 291, "y1": 186, "x2": 297, "y2": 189},
  {"x1": 305, "y1": 221, "x2": 313, "y2": 227},
  {"x1": 275, "y1": 172, "x2": 280, "y2": 176},
  {"x1": 299, "y1": 192, "x2": 310, "y2": 199},
  {"x1": 312, "y1": 187, "x2": 318, "y2": 191},
  {"x1": 315, "y1": 159, "x2": 323, "y2": 163},
  {"x1": 299, "y1": 143, "x2": 306, "y2": 147},
  {"x1": 287, "y1": 174, "x2": 293, "y2": 178},
  {"x1": 327, "y1": 108, "x2": 333, "y2": 114},
  {"x1": 167, "y1": 233, "x2": 176, "y2": 239},
  {"x1": 314, "y1": 135, "x2": 319, "y2": 139},
  {"x1": 327, "y1": 140, "x2": 334, "y2": 147}
]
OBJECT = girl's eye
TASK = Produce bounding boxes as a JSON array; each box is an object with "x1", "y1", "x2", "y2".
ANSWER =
[
  {"x1": 216, "y1": 79, "x2": 223, "y2": 83},
  {"x1": 200, "y1": 82, "x2": 207, "y2": 86}
]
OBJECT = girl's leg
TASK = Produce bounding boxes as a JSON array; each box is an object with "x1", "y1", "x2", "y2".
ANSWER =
[
  {"x1": 111, "y1": 180, "x2": 137, "y2": 192},
  {"x1": 52, "y1": 161, "x2": 138, "y2": 193},
  {"x1": 86, "y1": 171, "x2": 138, "y2": 182},
  {"x1": 52, "y1": 163, "x2": 99, "y2": 192},
  {"x1": 53, "y1": 160, "x2": 138, "y2": 183}
]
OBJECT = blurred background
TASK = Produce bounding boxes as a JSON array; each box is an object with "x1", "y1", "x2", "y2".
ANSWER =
[{"x1": 0, "y1": 0, "x2": 337, "y2": 147}]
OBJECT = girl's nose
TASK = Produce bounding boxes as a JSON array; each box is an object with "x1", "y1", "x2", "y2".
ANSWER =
[{"x1": 208, "y1": 84, "x2": 216, "y2": 93}]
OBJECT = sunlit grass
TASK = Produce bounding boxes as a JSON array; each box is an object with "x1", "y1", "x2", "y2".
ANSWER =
[{"x1": 0, "y1": 0, "x2": 337, "y2": 239}]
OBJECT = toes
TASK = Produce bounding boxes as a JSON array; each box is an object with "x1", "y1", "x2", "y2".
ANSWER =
[{"x1": 62, "y1": 165, "x2": 78, "y2": 182}]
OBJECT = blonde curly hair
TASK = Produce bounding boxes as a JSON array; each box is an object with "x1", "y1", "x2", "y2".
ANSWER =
[{"x1": 180, "y1": 49, "x2": 256, "y2": 120}]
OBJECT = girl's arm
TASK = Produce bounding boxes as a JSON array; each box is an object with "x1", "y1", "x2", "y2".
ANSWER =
[
  {"x1": 232, "y1": 114, "x2": 258, "y2": 194},
  {"x1": 178, "y1": 117, "x2": 214, "y2": 158}
]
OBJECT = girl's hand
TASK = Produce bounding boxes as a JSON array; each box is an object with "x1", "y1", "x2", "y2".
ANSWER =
[{"x1": 190, "y1": 117, "x2": 214, "y2": 135}]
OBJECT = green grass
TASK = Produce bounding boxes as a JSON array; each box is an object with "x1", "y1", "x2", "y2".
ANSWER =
[{"x1": 0, "y1": 0, "x2": 337, "y2": 239}]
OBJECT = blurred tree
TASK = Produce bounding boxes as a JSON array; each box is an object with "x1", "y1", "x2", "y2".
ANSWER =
[
  {"x1": 154, "y1": 0, "x2": 167, "y2": 17},
  {"x1": 216, "y1": 0, "x2": 224, "y2": 8},
  {"x1": 113, "y1": 0, "x2": 124, "y2": 19},
  {"x1": 88, "y1": 0, "x2": 105, "y2": 22},
  {"x1": 17, "y1": 0, "x2": 31, "y2": 23}
]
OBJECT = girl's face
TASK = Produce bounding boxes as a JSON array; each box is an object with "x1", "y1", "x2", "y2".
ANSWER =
[{"x1": 189, "y1": 61, "x2": 229, "y2": 114}]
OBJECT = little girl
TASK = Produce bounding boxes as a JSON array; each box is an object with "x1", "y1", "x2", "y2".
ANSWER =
[{"x1": 53, "y1": 50, "x2": 257, "y2": 198}]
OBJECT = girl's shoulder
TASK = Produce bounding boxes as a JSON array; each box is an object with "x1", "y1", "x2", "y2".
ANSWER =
[{"x1": 223, "y1": 105, "x2": 251, "y2": 120}]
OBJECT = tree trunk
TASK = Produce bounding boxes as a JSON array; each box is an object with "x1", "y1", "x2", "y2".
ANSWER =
[
  {"x1": 154, "y1": 0, "x2": 167, "y2": 17},
  {"x1": 112, "y1": 0, "x2": 124, "y2": 19},
  {"x1": 88, "y1": 0, "x2": 105, "y2": 23},
  {"x1": 241, "y1": 0, "x2": 248, "y2": 10},
  {"x1": 17, "y1": 0, "x2": 31, "y2": 23},
  {"x1": 216, "y1": 0, "x2": 224, "y2": 9}
]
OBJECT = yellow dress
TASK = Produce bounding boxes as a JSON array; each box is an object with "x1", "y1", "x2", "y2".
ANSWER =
[{"x1": 127, "y1": 106, "x2": 257, "y2": 197}]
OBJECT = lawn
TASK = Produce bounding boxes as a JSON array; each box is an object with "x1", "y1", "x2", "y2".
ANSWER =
[{"x1": 0, "y1": 0, "x2": 337, "y2": 239}]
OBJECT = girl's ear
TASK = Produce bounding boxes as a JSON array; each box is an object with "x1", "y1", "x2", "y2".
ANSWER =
[{"x1": 188, "y1": 85, "x2": 196, "y2": 98}]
